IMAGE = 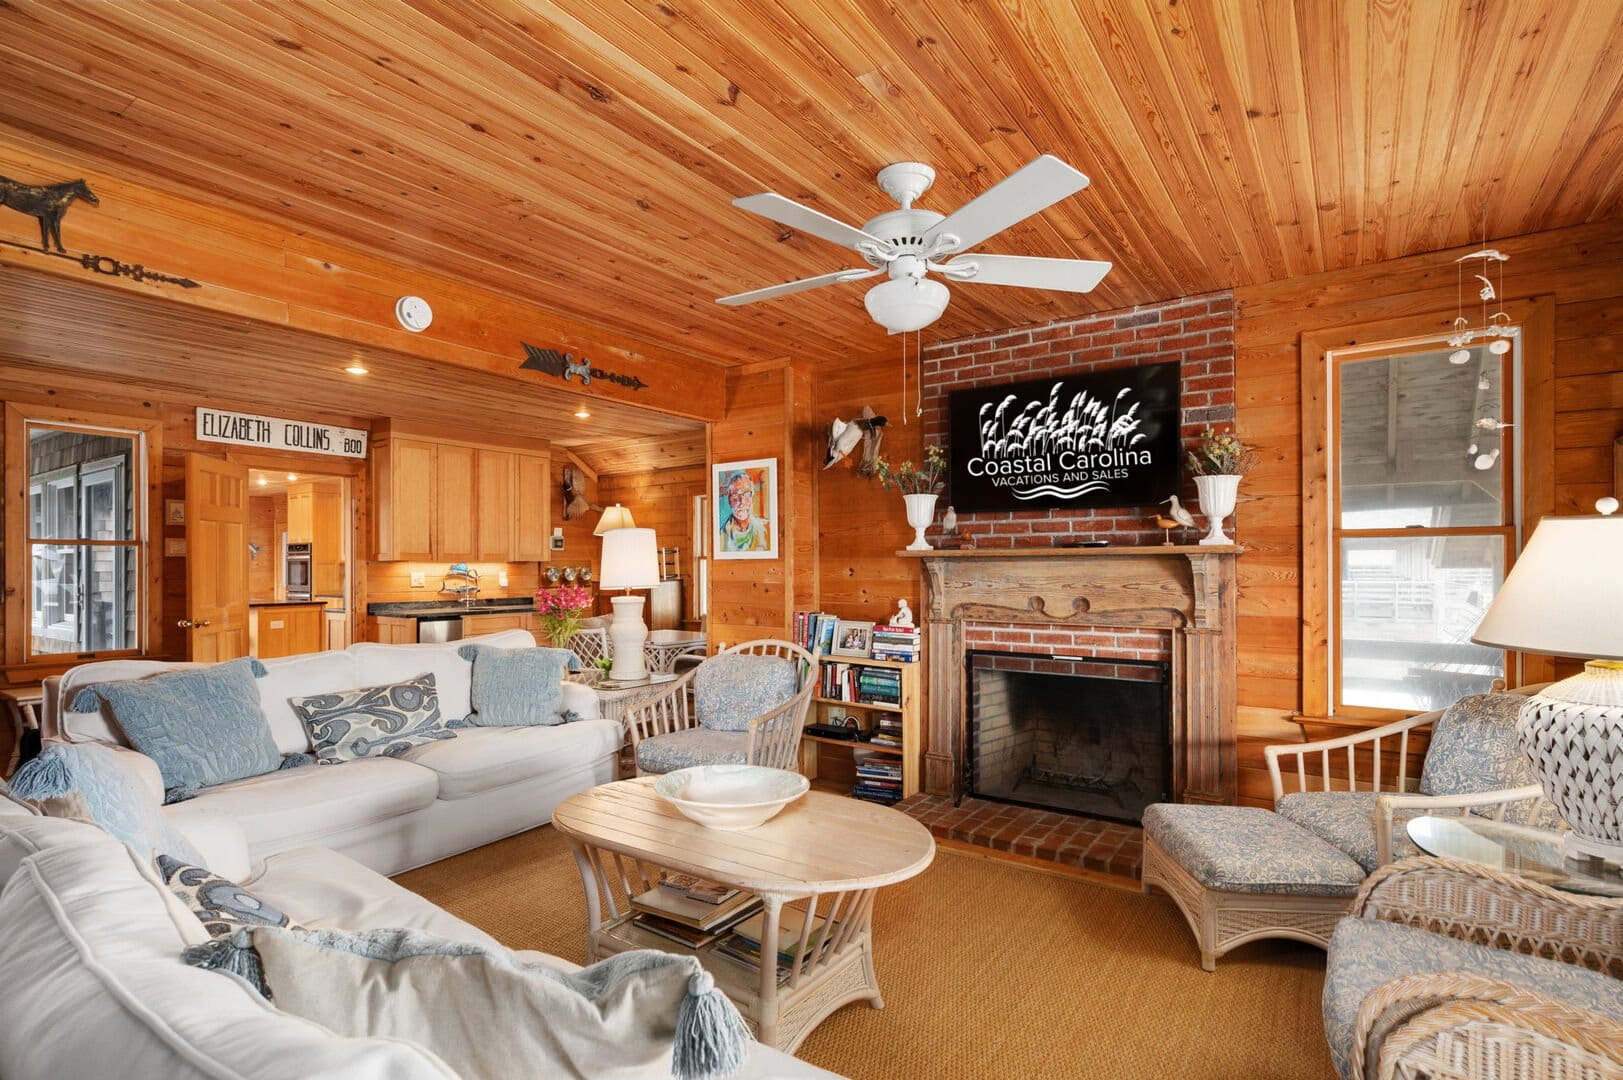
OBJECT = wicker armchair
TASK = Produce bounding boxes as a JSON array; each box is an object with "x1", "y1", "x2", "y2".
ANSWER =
[
  {"x1": 1332, "y1": 857, "x2": 1623, "y2": 1080},
  {"x1": 624, "y1": 639, "x2": 815, "y2": 775},
  {"x1": 1264, "y1": 692, "x2": 1555, "y2": 870}
]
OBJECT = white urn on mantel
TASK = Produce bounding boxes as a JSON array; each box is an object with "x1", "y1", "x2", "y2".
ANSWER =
[
  {"x1": 903, "y1": 493, "x2": 939, "y2": 551},
  {"x1": 1194, "y1": 474, "x2": 1240, "y2": 546}
]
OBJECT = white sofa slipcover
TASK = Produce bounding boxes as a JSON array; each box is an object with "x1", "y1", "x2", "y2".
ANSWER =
[
  {"x1": 42, "y1": 630, "x2": 620, "y2": 875},
  {"x1": 0, "y1": 808, "x2": 837, "y2": 1079}
]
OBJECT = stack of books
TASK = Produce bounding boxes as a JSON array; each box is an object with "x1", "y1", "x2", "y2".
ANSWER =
[
  {"x1": 868, "y1": 716, "x2": 904, "y2": 748},
  {"x1": 629, "y1": 874, "x2": 761, "y2": 950},
  {"x1": 792, "y1": 611, "x2": 839, "y2": 655},
  {"x1": 713, "y1": 905, "x2": 835, "y2": 984},
  {"x1": 819, "y1": 663, "x2": 902, "y2": 707},
  {"x1": 853, "y1": 749, "x2": 904, "y2": 804},
  {"x1": 869, "y1": 624, "x2": 920, "y2": 662}
]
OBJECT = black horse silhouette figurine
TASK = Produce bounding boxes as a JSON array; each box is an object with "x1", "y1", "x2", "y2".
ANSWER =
[{"x1": 0, "y1": 176, "x2": 99, "y2": 252}]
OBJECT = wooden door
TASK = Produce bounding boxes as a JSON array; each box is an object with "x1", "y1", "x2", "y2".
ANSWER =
[
  {"x1": 435, "y1": 443, "x2": 477, "y2": 559},
  {"x1": 475, "y1": 449, "x2": 515, "y2": 560},
  {"x1": 185, "y1": 454, "x2": 250, "y2": 661},
  {"x1": 512, "y1": 451, "x2": 552, "y2": 561},
  {"x1": 311, "y1": 480, "x2": 344, "y2": 595}
]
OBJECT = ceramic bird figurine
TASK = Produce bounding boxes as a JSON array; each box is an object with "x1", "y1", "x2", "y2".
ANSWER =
[
  {"x1": 942, "y1": 505, "x2": 958, "y2": 532},
  {"x1": 1163, "y1": 495, "x2": 1197, "y2": 531}
]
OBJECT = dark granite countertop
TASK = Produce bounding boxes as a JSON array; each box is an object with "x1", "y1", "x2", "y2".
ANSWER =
[{"x1": 367, "y1": 599, "x2": 536, "y2": 618}]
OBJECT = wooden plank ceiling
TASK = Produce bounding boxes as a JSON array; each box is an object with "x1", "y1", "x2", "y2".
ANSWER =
[
  {"x1": 0, "y1": 1, "x2": 1620, "y2": 367},
  {"x1": 0, "y1": 267, "x2": 703, "y2": 453}
]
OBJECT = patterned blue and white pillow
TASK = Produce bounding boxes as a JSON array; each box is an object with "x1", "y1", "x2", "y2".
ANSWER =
[
  {"x1": 289, "y1": 673, "x2": 455, "y2": 764},
  {"x1": 157, "y1": 854, "x2": 303, "y2": 939},
  {"x1": 695, "y1": 654, "x2": 799, "y2": 732}
]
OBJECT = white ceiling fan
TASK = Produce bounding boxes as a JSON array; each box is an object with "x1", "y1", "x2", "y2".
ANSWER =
[{"x1": 717, "y1": 155, "x2": 1112, "y2": 334}]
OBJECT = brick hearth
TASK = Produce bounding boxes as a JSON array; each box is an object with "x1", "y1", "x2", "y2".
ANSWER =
[{"x1": 897, "y1": 792, "x2": 1143, "y2": 879}]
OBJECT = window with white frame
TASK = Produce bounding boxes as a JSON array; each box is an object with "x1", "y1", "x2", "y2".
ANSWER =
[{"x1": 1328, "y1": 341, "x2": 1517, "y2": 714}]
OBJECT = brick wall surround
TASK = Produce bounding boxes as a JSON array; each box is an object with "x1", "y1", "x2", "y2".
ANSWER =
[
  {"x1": 962, "y1": 623, "x2": 1171, "y2": 664},
  {"x1": 921, "y1": 292, "x2": 1237, "y2": 548}
]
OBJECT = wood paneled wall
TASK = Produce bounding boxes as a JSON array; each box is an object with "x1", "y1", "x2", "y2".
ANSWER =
[
  {"x1": 600, "y1": 464, "x2": 705, "y2": 627},
  {"x1": 247, "y1": 494, "x2": 283, "y2": 601}
]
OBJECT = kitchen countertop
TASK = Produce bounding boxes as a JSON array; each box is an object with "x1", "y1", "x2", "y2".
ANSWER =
[
  {"x1": 367, "y1": 599, "x2": 537, "y2": 619},
  {"x1": 249, "y1": 600, "x2": 329, "y2": 608}
]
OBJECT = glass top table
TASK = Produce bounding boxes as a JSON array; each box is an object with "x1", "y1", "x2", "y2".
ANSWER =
[{"x1": 1407, "y1": 815, "x2": 1623, "y2": 898}]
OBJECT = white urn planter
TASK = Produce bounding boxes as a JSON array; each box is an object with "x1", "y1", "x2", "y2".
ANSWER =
[
  {"x1": 1194, "y1": 474, "x2": 1240, "y2": 546},
  {"x1": 903, "y1": 492, "x2": 939, "y2": 551}
]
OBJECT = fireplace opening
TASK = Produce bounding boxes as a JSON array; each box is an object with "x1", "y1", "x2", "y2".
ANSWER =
[{"x1": 966, "y1": 650, "x2": 1171, "y2": 826}]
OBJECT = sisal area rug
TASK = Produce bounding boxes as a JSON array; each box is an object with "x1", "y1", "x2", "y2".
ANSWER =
[{"x1": 397, "y1": 826, "x2": 1334, "y2": 1079}]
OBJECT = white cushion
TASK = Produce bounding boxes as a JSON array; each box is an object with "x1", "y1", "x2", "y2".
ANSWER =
[
  {"x1": 348, "y1": 630, "x2": 534, "y2": 723},
  {"x1": 0, "y1": 812, "x2": 104, "y2": 890},
  {"x1": 560, "y1": 679, "x2": 603, "y2": 720},
  {"x1": 168, "y1": 758, "x2": 437, "y2": 853},
  {"x1": 247, "y1": 846, "x2": 505, "y2": 949},
  {"x1": 255, "y1": 650, "x2": 361, "y2": 755},
  {"x1": 56, "y1": 658, "x2": 201, "y2": 744},
  {"x1": 0, "y1": 839, "x2": 454, "y2": 1080},
  {"x1": 166, "y1": 807, "x2": 253, "y2": 883},
  {"x1": 402, "y1": 719, "x2": 621, "y2": 801}
]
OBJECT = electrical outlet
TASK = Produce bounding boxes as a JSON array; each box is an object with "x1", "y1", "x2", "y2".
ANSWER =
[
  {"x1": 497, "y1": 570, "x2": 509, "y2": 587},
  {"x1": 410, "y1": 571, "x2": 426, "y2": 588}
]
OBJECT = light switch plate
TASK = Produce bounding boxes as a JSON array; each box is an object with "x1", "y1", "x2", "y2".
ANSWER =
[
  {"x1": 410, "y1": 571, "x2": 426, "y2": 588},
  {"x1": 497, "y1": 571, "x2": 509, "y2": 587}
]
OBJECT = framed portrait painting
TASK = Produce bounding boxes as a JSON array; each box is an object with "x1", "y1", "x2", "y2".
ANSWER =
[{"x1": 712, "y1": 457, "x2": 778, "y2": 560}]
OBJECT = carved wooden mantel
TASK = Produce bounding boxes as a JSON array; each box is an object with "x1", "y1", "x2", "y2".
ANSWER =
[{"x1": 902, "y1": 545, "x2": 1241, "y2": 806}]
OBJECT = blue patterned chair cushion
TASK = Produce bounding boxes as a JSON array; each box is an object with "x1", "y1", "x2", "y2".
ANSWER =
[
  {"x1": 694, "y1": 654, "x2": 799, "y2": 733},
  {"x1": 156, "y1": 854, "x2": 304, "y2": 939},
  {"x1": 1142, "y1": 804, "x2": 1366, "y2": 896},
  {"x1": 289, "y1": 673, "x2": 455, "y2": 764},
  {"x1": 634, "y1": 729, "x2": 749, "y2": 774},
  {"x1": 1323, "y1": 916, "x2": 1623, "y2": 1079},
  {"x1": 1420, "y1": 692, "x2": 1561, "y2": 828},
  {"x1": 458, "y1": 645, "x2": 574, "y2": 727},
  {"x1": 81, "y1": 658, "x2": 281, "y2": 796},
  {"x1": 1275, "y1": 791, "x2": 1421, "y2": 874}
]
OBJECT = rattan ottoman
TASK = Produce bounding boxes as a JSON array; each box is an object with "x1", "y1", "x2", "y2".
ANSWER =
[{"x1": 1142, "y1": 804, "x2": 1367, "y2": 971}]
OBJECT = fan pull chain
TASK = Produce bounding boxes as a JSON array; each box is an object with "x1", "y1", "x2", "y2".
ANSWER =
[
  {"x1": 900, "y1": 331, "x2": 909, "y2": 425},
  {"x1": 915, "y1": 330, "x2": 924, "y2": 418}
]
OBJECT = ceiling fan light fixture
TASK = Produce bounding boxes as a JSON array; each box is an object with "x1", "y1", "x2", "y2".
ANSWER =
[{"x1": 864, "y1": 276, "x2": 949, "y2": 334}]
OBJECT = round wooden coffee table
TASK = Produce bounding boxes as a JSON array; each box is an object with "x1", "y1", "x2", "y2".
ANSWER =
[{"x1": 552, "y1": 777, "x2": 935, "y2": 1052}]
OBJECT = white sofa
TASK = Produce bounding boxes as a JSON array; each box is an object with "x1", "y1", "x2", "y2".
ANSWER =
[
  {"x1": 43, "y1": 630, "x2": 621, "y2": 876},
  {"x1": 0, "y1": 798, "x2": 838, "y2": 1079}
]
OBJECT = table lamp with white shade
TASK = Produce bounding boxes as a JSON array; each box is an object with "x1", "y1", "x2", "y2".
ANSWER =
[
  {"x1": 594, "y1": 503, "x2": 637, "y2": 535},
  {"x1": 599, "y1": 526, "x2": 659, "y2": 682},
  {"x1": 1471, "y1": 503, "x2": 1623, "y2": 861}
]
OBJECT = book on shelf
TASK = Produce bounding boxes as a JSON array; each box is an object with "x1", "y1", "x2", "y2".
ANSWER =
[
  {"x1": 632, "y1": 912, "x2": 736, "y2": 950},
  {"x1": 633, "y1": 884, "x2": 760, "y2": 930},
  {"x1": 658, "y1": 873, "x2": 739, "y2": 906},
  {"x1": 718, "y1": 906, "x2": 835, "y2": 971}
]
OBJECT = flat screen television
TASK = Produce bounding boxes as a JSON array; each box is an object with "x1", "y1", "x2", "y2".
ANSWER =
[{"x1": 947, "y1": 360, "x2": 1182, "y2": 512}]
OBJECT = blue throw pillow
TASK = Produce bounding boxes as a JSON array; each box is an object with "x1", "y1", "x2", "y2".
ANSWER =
[
  {"x1": 457, "y1": 645, "x2": 572, "y2": 727},
  {"x1": 81, "y1": 658, "x2": 282, "y2": 797},
  {"x1": 289, "y1": 673, "x2": 455, "y2": 763},
  {"x1": 8, "y1": 743, "x2": 203, "y2": 863}
]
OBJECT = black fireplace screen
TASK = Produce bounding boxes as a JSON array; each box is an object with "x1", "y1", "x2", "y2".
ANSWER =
[{"x1": 965, "y1": 650, "x2": 1170, "y2": 826}]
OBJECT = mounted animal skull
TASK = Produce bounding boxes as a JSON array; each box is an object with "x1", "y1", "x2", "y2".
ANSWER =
[{"x1": 824, "y1": 405, "x2": 888, "y2": 476}]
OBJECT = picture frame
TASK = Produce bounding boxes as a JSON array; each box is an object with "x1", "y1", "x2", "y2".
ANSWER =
[
  {"x1": 712, "y1": 457, "x2": 779, "y2": 560},
  {"x1": 164, "y1": 499, "x2": 186, "y2": 526},
  {"x1": 831, "y1": 619, "x2": 875, "y2": 658},
  {"x1": 163, "y1": 537, "x2": 187, "y2": 557}
]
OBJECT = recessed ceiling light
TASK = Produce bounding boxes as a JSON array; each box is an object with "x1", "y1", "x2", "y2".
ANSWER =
[
  {"x1": 574, "y1": 404, "x2": 591, "y2": 419},
  {"x1": 256, "y1": 476, "x2": 268, "y2": 487},
  {"x1": 345, "y1": 363, "x2": 369, "y2": 375},
  {"x1": 286, "y1": 473, "x2": 299, "y2": 482}
]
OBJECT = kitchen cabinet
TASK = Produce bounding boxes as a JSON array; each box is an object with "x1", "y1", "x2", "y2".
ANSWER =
[
  {"x1": 371, "y1": 421, "x2": 551, "y2": 562},
  {"x1": 460, "y1": 611, "x2": 540, "y2": 644},
  {"x1": 324, "y1": 609, "x2": 350, "y2": 651},
  {"x1": 249, "y1": 603, "x2": 325, "y2": 659},
  {"x1": 286, "y1": 486, "x2": 313, "y2": 544},
  {"x1": 311, "y1": 482, "x2": 344, "y2": 596},
  {"x1": 371, "y1": 616, "x2": 418, "y2": 644}
]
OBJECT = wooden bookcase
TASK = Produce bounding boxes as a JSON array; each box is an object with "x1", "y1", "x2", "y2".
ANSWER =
[{"x1": 800, "y1": 655, "x2": 921, "y2": 801}]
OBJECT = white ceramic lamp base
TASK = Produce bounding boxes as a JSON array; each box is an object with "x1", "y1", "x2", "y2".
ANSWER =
[
  {"x1": 1516, "y1": 663, "x2": 1623, "y2": 864},
  {"x1": 608, "y1": 594, "x2": 649, "y2": 681}
]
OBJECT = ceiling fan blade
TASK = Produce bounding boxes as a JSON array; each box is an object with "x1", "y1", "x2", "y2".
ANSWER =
[
  {"x1": 717, "y1": 267, "x2": 882, "y2": 306},
  {"x1": 733, "y1": 193, "x2": 891, "y2": 253},
  {"x1": 939, "y1": 253, "x2": 1112, "y2": 293},
  {"x1": 923, "y1": 155, "x2": 1090, "y2": 255}
]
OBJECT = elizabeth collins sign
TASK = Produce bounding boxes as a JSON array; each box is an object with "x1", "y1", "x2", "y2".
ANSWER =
[{"x1": 196, "y1": 408, "x2": 368, "y2": 459}]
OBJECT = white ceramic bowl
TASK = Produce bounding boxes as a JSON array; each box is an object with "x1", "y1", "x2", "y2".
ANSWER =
[{"x1": 653, "y1": 765, "x2": 810, "y2": 831}]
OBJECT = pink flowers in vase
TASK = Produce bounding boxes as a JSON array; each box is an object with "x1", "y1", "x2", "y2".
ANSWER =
[{"x1": 534, "y1": 584, "x2": 593, "y2": 649}]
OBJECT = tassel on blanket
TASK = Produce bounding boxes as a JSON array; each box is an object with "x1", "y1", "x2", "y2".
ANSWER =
[
  {"x1": 182, "y1": 929, "x2": 269, "y2": 998},
  {"x1": 8, "y1": 746, "x2": 73, "y2": 802},
  {"x1": 671, "y1": 968, "x2": 748, "y2": 1080}
]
